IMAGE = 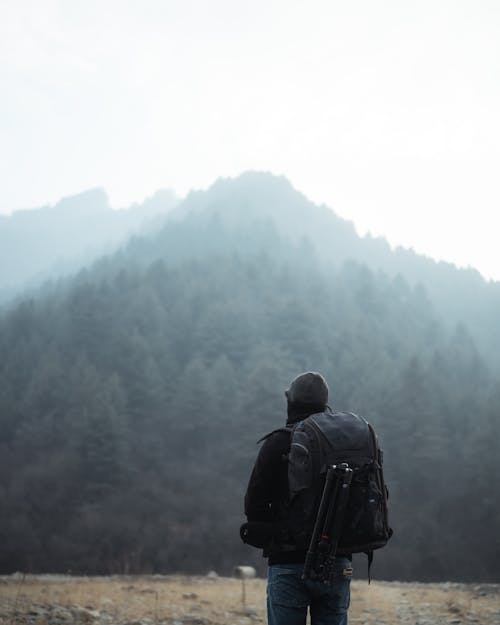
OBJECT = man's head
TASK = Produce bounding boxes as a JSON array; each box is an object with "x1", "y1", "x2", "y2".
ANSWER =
[{"x1": 285, "y1": 372, "x2": 329, "y2": 422}]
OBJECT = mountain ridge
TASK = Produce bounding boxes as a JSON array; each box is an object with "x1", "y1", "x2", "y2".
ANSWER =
[
  {"x1": 122, "y1": 171, "x2": 499, "y2": 369},
  {"x1": 0, "y1": 187, "x2": 179, "y2": 303},
  {"x1": 3, "y1": 171, "x2": 498, "y2": 364}
]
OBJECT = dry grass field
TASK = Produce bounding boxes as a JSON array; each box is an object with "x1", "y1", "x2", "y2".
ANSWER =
[{"x1": 0, "y1": 574, "x2": 498, "y2": 625}]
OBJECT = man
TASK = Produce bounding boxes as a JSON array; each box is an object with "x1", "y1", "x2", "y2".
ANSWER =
[{"x1": 243, "y1": 371, "x2": 352, "y2": 625}]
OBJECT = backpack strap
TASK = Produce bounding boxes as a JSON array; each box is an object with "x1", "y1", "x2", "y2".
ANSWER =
[
  {"x1": 257, "y1": 426, "x2": 292, "y2": 444},
  {"x1": 367, "y1": 422, "x2": 381, "y2": 466}
]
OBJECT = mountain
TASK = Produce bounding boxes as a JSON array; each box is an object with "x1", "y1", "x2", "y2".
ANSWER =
[
  {"x1": 135, "y1": 171, "x2": 500, "y2": 369},
  {"x1": 0, "y1": 187, "x2": 179, "y2": 304},
  {"x1": 0, "y1": 172, "x2": 498, "y2": 582}
]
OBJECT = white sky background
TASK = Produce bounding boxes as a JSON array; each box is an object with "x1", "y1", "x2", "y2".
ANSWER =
[{"x1": 1, "y1": 0, "x2": 499, "y2": 280}]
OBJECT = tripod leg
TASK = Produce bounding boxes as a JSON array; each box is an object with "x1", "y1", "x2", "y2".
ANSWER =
[{"x1": 303, "y1": 468, "x2": 339, "y2": 580}]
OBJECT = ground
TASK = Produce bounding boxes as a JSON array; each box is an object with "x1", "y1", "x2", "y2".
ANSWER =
[{"x1": 0, "y1": 574, "x2": 498, "y2": 625}]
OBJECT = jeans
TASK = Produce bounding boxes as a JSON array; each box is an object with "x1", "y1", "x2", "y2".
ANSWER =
[{"x1": 267, "y1": 558, "x2": 352, "y2": 625}]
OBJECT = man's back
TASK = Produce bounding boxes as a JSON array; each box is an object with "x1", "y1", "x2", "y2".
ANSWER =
[{"x1": 242, "y1": 372, "x2": 353, "y2": 625}]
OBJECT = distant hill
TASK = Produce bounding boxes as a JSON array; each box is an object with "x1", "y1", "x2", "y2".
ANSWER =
[
  {"x1": 0, "y1": 171, "x2": 498, "y2": 582},
  {"x1": 0, "y1": 187, "x2": 178, "y2": 303},
  {"x1": 136, "y1": 171, "x2": 500, "y2": 369},
  {"x1": 3, "y1": 173, "x2": 499, "y2": 366}
]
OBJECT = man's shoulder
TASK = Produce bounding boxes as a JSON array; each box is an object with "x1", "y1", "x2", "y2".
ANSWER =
[
  {"x1": 258, "y1": 426, "x2": 292, "y2": 454},
  {"x1": 259, "y1": 425, "x2": 291, "y2": 441}
]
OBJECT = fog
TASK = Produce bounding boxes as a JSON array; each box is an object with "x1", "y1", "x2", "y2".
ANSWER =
[
  {"x1": 0, "y1": 172, "x2": 499, "y2": 581},
  {"x1": 0, "y1": 188, "x2": 178, "y2": 302},
  {"x1": 1, "y1": 1, "x2": 499, "y2": 279}
]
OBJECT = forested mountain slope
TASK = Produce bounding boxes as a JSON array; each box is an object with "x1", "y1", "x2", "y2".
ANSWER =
[
  {"x1": 0, "y1": 188, "x2": 178, "y2": 304},
  {"x1": 164, "y1": 172, "x2": 500, "y2": 369},
  {"x1": 0, "y1": 173, "x2": 498, "y2": 581}
]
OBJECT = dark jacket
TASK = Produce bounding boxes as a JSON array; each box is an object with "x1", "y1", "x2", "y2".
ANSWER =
[
  {"x1": 244, "y1": 372, "x2": 331, "y2": 564},
  {"x1": 244, "y1": 426, "x2": 306, "y2": 564},
  {"x1": 244, "y1": 398, "x2": 328, "y2": 564}
]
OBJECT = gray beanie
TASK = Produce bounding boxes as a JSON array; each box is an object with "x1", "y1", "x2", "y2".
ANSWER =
[{"x1": 285, "y1": 371, "x2": 329, "y2": 406}]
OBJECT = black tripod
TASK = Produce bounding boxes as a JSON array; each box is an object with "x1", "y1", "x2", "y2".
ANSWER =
[{"x1": 302, "y1": 463, "x2": 353, "y2": 583}]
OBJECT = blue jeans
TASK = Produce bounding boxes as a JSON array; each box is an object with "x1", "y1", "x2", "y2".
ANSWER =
[{"x1": 267, "y1": 558, "x2": 352, "y2": 625}]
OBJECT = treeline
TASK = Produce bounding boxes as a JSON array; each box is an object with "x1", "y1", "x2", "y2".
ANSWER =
[{"x1": 0, "y1": 229, "x2": 498, "y2": 581}]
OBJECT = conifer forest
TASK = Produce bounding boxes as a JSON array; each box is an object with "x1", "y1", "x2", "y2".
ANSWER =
[{"x1": 1, "y1": 173, "x2": 499, "y2": 582}]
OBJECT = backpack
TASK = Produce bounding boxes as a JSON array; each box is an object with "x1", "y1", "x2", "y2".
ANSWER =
[{"x1": 287, "y1": 410, "x2": 392, "y2": 569}]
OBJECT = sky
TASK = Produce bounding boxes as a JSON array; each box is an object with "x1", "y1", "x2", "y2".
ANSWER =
[{"x1": 1, "y1": 0, "x2": 499, "y2": 281}]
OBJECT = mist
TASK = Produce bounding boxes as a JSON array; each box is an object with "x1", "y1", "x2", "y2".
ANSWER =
[{"x1": 0, "y1": 172, "x2": 498, "y2": 582}]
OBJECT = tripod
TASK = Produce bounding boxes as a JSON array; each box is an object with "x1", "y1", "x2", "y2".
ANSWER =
[{"x1": 302, "y1": 463, "x2": 353, "y2": 583}]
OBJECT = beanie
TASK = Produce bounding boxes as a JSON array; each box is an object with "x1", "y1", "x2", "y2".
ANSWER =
[{"x1": 285, "y1": 371, "x2": 329, "y2": 407}]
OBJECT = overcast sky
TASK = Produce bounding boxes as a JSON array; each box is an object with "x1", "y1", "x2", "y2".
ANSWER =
[{"x1": 1, "y1": 0, "x2": 499, "y2": 280}]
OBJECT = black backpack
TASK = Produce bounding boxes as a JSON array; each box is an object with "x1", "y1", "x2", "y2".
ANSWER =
[{"x1": 287, "y1": 410, "x2": 392, "y2": 568}]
